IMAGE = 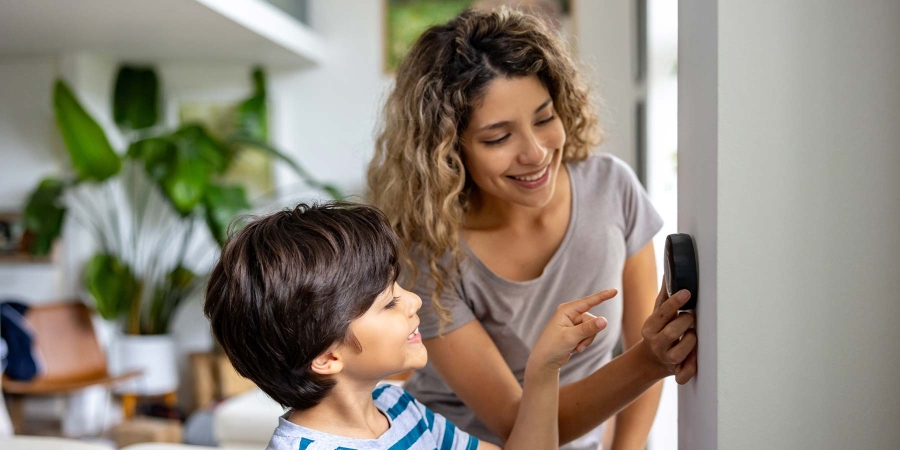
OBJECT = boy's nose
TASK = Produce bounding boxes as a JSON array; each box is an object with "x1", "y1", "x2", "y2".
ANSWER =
[{"x1": 409, "y1": 293, "x2": 422, "y2": 316}]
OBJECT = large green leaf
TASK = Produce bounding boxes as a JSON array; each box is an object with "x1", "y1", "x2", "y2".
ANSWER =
[
  {"x1": 236, "y1": 67, "x2": 268, "y2": 142},
  {"x1": 129, "y1": 126, "x2": 230, "y2": 217},
  {"x1": 227, "y1": 135, "x2": 343, "y2": 200},
  {"x1": 22, "y1": 178, "x2": 67, "y2": 255},
  {"x1": 113, "y1": 66, "x2": 159, "y2": 130},
  {"x1": 203, "y1": 184, "x2": 251, "y2": 245},
  {"x1": 146, "y1": 265, "x2": 196, "y2": 335},
  {"x1": 127, "y1": 137, "x2": 171, "y2": 180},
  {"x1": 54, "y1": 80, "x2": 121, "y2": 181},
  {"x1": 170, "y1": 125, "x2": 229, "y2": 173},
  {"x1": 83, "y1": 253, "x2": 139, "y2": 321},
  {"x1": 162, "y1": 159, "x2": 210, "y2": 216},
  {"x1": 129, "y1": 137, "x2": 200, "y2": 215}
]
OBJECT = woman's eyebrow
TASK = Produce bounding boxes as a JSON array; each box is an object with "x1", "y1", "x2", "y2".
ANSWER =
[
  {"x1": 534, "y1": 98, "x2": 552, "y2": 114},
  {"x1": 476, "y1": 99, "x2": 554, "y2": 132},
  {"x1": 477, "y1": 120, "x2": 510, "y2": 132}
]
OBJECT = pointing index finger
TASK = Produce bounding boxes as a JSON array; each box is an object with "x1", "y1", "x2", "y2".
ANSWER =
[{"x1": 563, "y1": 289, "x2": 617, "y2": 322}]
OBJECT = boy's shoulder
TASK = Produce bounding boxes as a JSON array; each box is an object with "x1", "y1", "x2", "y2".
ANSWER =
[
  {"x1": 372, "y1": 383, "x2": 408, "y2": 408},
  {"x1": 268, "y1": 384, "x2": 478, "y2": 450}
]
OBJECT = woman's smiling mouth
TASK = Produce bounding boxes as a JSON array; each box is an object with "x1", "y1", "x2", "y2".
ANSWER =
[
  {"x1": 507, "y1": 164, "x2": 551, "y2": 188},
  {"x1": 509, "y1": 165, "x2": 549, "y2": 181}
]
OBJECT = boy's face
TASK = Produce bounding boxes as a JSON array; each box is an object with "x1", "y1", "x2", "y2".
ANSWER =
[{"x1": 338, "y1": 282, "x2": 427, "y2": 381}]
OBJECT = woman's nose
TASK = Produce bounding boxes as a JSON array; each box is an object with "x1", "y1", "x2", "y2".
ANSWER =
[{"x1": 518, "y1": 131, "x2": 548, "y2": 165}]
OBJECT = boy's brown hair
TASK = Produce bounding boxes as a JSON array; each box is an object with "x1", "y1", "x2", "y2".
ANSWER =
[{"x1": 204, "y1": 202, "x2": 401, "y2": 410}]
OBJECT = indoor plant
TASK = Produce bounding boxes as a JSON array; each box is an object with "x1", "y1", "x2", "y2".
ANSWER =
[{"x1": 22, "y1": 65, "x2": 339, "y2": 395}]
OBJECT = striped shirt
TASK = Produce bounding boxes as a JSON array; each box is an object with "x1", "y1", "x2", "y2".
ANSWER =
[{"x1": 266, "y1": 385, "x2": 479, "y2": 450}]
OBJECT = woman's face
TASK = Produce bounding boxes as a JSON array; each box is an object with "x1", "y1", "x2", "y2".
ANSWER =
[{"x1": 461, "y1": 75, "x2": 567, "y2": 210}]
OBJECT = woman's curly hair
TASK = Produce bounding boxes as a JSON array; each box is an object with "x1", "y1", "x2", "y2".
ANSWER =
[{"x1": 367, "y1": 7, "x2": 601, "y2": 328}]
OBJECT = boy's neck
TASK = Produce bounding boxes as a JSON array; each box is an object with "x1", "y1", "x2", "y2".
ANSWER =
[{"x1": 288, "y1": 378, "x2": 390, "y2": 440}]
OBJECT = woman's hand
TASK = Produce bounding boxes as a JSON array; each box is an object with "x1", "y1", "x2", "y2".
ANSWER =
[
  {"x1": 527, "y1": 289, "x2": 617, "y2": 372},
  {"x1": 639, "y1": 281, "x2": 698, "y2": 384}
]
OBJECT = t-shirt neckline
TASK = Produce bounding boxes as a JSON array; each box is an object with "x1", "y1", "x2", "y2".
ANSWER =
[{"x1": 460, "y1": 160, "x2": 579, "y2": 287}]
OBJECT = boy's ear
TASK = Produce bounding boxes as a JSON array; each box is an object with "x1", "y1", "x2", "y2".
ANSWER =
[{"x1": 310, "y1": 347, "x2": 344, "y2": 376}]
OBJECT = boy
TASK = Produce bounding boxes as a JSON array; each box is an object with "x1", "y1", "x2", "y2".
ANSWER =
[{"x1": 204, "y1": 202, "x2": 613, "y2": 449}]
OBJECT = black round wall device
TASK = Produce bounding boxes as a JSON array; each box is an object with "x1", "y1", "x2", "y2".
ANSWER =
[{"x1": 664, "y1": 233, "x2": 698, "y2": 310}]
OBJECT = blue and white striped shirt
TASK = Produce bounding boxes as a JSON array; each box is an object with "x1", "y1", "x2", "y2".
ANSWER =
[{"x1": 266, "y1": 385, "x2": 479, "y2": 450}]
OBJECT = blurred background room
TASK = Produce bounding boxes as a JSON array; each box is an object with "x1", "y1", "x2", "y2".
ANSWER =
[{"x1": 0, "y1": 1, "x2": 680, "y2": 448}]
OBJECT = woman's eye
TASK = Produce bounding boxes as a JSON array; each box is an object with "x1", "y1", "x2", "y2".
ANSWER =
[
  {"x1": 536, "y1": 115, "x2": 556, "y2": 126},
  {"x1": 385, "y1": 297, "x2": 400, "y2": 310},
  {"x1": 484, "y1": 134, "x2": 511, "y2": 146}
]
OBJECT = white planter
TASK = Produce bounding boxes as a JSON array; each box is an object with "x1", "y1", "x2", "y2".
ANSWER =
[{"x1": 109, "y1": 334, "x2": 179, "y2": 396}]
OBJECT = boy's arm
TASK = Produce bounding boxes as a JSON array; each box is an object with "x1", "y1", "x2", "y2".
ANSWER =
[
  {"x1": 470, "y1": 366, "x2": 561, "y2": 450},
  {"x1": 501, "y1": 365, "x2": 561, "y2": 449},
  {"x1": 503, "y1": 292, "x2": 613, "y2": 449}
]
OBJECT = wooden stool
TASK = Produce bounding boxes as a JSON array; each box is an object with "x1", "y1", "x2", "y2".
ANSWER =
[
  {"x1": 120, "y1": 391, "x2": 178, "y2": 420},
  {"x1": 112, "y1": 416, "x2": 182, "y2": 448}
]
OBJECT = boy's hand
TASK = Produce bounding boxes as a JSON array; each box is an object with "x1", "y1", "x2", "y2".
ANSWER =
[
  {"x1": 640, "y1": 281, "x2": 698, "y2": 384},
  {"x1": 528, "y1": 289, "x2": 616, "y2": 372}
]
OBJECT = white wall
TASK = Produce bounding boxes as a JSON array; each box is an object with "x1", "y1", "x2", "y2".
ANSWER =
[
  {"x1": 0, "y1": 56, "x2": 70, "y2": 303},
  {"x1": 575, "y1": 0, "x2": 641, "y2": 167},
  {"x1": 646, "y1": 0, "x2": 680, "y2": 447},
  {"x1": 677, "y1": 0, "x2": 718, "y2": 448},
  {"x1": 680, "y1": 1, "x2": 900, "y2": 448}
]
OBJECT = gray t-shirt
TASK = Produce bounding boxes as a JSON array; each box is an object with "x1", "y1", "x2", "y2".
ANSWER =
[{"x1": 403, "y1": 154, "x2": 663, "y2": 450}]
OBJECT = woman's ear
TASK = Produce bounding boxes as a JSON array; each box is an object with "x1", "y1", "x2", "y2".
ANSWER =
[{"x1": 310, "y1": 347, "x2": 344, "y2": 376}]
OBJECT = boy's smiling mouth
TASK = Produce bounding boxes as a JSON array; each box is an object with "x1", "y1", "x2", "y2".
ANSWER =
[{"x1": 407, "y1": 327, "x2": 421, "y2": 342}]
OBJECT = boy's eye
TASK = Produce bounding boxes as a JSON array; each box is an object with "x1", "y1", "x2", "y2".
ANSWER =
[{"x1": 385, "y1": 297, "x2": 400, "y2": 310}]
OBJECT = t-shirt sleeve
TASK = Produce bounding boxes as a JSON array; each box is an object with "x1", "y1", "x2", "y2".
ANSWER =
[
  {"x1": 612, "y1": 156, "x2": 664, "y2": 258},
  {"x1": 412, "y1": 395, "x2": 480, "y2": 450},
  {"x1": 402, "y1": 250, "x2": 476, "y2": 339}
]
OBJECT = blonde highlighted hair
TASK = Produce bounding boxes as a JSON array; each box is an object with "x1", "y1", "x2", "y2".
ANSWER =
[{"x1": 367, "y1": 7, "x2": 601, "y2": 328}]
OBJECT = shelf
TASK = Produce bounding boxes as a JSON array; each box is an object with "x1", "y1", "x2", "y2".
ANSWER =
[
  {"x1": 0, "y1": 0, "x2": 326, "y2": 67},
  {"x1": 0, "y1": 253, "x2": 53, "y2": 265}
]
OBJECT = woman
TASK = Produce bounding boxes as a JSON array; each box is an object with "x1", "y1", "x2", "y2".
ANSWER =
[{"x1": 367, "y1": 8, "x2": 696, "y2": 450}]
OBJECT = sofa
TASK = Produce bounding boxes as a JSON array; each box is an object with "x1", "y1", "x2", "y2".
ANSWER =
[
  {"x1": 213, "y1": 379, "x2": 406, "y2": 449},
  {"x1": 0, "y1": 436, "x2": 225, "y2": 450}
]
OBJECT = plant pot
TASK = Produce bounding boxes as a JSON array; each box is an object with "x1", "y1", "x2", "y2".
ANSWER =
[{"x1": 109, "y1": 334, "x2": 179, "y2": 396}]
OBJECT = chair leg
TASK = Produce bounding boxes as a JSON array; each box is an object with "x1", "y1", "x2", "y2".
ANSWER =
[
  {"x1": 163, "y1": 392, "x2": 177, "y2": 408},
  {"x1": 6, "y1": 395, "x2": 25, "y2": 434},
  {"x1": 122, "y1": 394, "x2": 137, "y2": 420}
]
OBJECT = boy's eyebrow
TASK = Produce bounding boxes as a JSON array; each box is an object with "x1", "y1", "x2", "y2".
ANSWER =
[{"x1": 378, "y1": 284, "x2": 396, "y2": 305}]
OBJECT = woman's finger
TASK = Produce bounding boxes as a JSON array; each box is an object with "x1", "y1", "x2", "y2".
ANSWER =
[
  {"x1": 665, "y1": 329, "x2": 697, "y2": 365},
  {"x1": 643, "y1": 290, "x2": 691, "y2": 336},
  {"x1": 656, "y1": 312, "x2": 695, "y2": 348},
  {"x1": 653, "y1": 279, "x2": 669, "y2": 310},
  {"x1": 674, "y1": 350, "x2": 698, "y2": 384}
]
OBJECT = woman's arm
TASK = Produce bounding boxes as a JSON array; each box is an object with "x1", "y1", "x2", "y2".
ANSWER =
[
  {"x1": 423, "y1": 285, "x2": 696, "y2": 446},
  {"x1": 460, "y1": 292, "x2": 614, "y2": 450},
  {"x1": 609, "y1": 242, "x2": 664, "y2": 450}
]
